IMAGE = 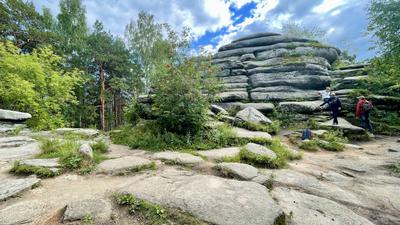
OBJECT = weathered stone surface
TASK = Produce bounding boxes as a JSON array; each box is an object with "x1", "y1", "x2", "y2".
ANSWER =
[
  {"x1": 235, "y1": 107, "x2": 272, "y2": 124},
  {"x1": 216, "y1": 162, "x2": 258, "y2": 180},
  {"x1": 197, "y1": 147, "x2": 240, "y2": 161},
  {"x1": 251, "y1": 90, "x2": 319, "y2": 102},
  {"x1": 213, "y1": 59, "x2": 243, "y2": 69},
  {"x1": 0, "y1": 136, "x2": 34, "y2": 148},
  {"x1": 220, "y1": 115, "x2": 235, "y2": 123},
  {"x1": 278, "y1": 101, "x2": 327, "y2": 113},
  {"x1": 247, "y1": 64, "x2": 329, "y2": 75},
  {"x1": 0, "y1": 177, "x2": 40, "y2": 201},
  {"x1": 152, "y1": 151, "x2": 203, "y2": 165},
  {"x1": 339, "y1": 63, "x2": 368, "y2": 70},
  {"x1": 216, "y1": 91, "x2": 249, "y2": 102},
  {"x1": 210, "y1": 104, "x2": 229, "y2": 115},
  {"x1": 63, "y1": 199, "x2": 112, "y2": 223},
  {"x1": 220, "y1": 75, "x2": 248, "y2": 83},
  {"x1": 232, "y1": 32, "x2": 280, "y2": 43},
  {"x1": 232, "y1": 127, "x2": 272, "y2": 139},
  {"x1": 0, "y1": 141, "x2": 40, "y2": 161},
  {"x1": 0, "y1": 200, "x2": 46, "y2": 225},
  {"x1": 0, "y1": 109, "x2": 31, "y2": 121},
  {"x1": 319, "y1": 118, "x2": 365, "y2": 133},
  {"x1": 230, "y1": 69, "x2": 247, "y2": 75},
  {"x1": 20, "y1": 158, "x2": 60, "y2": 168},
  {"x1": 219, "y1": 35, "x2": 311, "y2": 51},
  {"x1": 244, "y1": 143, "x2": 277, "y2": 159},
  {"x1": 222, "y1": 82, "x2": 248, "y2": 90},
  {"x1": 79, "y1": 143, "x2": 93, "y2": 159},
  {"x1": 345, "y1": 144, "x2": 364, "y2": 150},
  {"x1": 118, "y1": 169, "x2": 284, "y2": 225},
  {"x1": 311, "y1": 130, "x2": 328, "y2": 136},
  {"x1": 272, "y1": 187, "x2": 375, "y2": 225},
  {"x1": 240, "y1": 53, "x2": 256, "y2": 61},
  {"x1": 256, "y1": 46, "x2": 339, "y2": 63},
  {"x1": 96, "y1": 156, "x2": 153, "y2": 175},
  {"x1": 249, "y1": 73, "x2": 330, "y2": 89},
  {"x1": 244, "y1": 56, "x2": 330, "y2": 70},
  {"x1": 55, "y1": 128, "x2": 99, "y2": 137}
]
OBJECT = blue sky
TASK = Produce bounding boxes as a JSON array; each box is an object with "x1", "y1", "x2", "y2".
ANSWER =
[{"x1": 32, "y1": 0, "x2": 375, "y2": 60}]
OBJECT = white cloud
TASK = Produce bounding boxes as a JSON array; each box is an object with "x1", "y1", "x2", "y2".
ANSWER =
[
  {"x1": 312, "y1": 0, "x2": 347, "y2": 14},
  {"x1": 230, "y1": 0, "x2": 256, "y2": 9}
]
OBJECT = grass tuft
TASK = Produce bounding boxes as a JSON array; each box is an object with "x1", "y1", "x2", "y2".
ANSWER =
[
  {"x1": 298, "y1": 139, "x2": 319, "y2": 151},
  {"x1": 11, "y1": 162, "x2": 59, "y2": 178}
]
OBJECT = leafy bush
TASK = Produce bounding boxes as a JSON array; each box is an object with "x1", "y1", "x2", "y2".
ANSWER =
[
  {"x1": 0, "y1": 42, "x2": 82, "y2": 130},
  {"x1": 299, "y1": 139, "x2": 319, "y2": 151}
]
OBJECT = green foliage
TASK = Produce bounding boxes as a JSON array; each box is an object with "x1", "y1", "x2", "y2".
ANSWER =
[
  {"x1": 11, "y1": 162, "x2": 59, "y2": 178},
  {"x1": 0, "y1": 42, "x2": 82, "y2": 130},
  {"x1": 116, "y1": 194, "x2": 208, "y2": 225},
  {"x1": 298, "y1": 139, "x2": 319, "y2": 151},
  {"x1": 90, "y1": 140, "x2": 109, "y2": 154},
  {"x1": 320, "y1": 130, "x2": 348, "y2": 143},
  {"x1": 366, "y1": 56, "x2": 400, "y2": 97},
  {"x1": 384, "y1": 163, "x2": 400, "y2": 176},
  {"x1": 110, "y1": 121, "x2": 244, "y2": 151}
]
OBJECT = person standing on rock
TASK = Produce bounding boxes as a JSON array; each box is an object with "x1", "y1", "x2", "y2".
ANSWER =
[
  {"x1": 329, "y1": 93, "x2": 341, "y2": 125},
  {"x1": 355, "y1": 96, "x2": 373, "y2": 132},
  {"x1": 318, "y1": 86, "x2": 332, "y2": 108}
]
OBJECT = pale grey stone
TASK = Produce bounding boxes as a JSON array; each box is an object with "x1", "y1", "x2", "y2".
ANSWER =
[
  {"x1": 240, "y1": 53, "x2": 256, "y2": 61},
  {"x1": 272, "y1": 187, "x2": 375, "y2": 225},
  {"x1": 243, "y1": 56, "x2": 330, "y2": 70},
  {"x1": 219, "y1": 35, "x2": 311, "y2": 51},
  {"x1": 244, "y1": 143, "x2": 277, "y2": 159},
  {"x1": 247, "y1": 64, "x2": 329, "y2": 75},
  {"x1": 152, "y1": 151, "x2": 203, "y2": 165},
  {"x1": 96, "y1": 156, "x2": 153, "y2": 175},
  {"x1": 311, "y1": 130, "x2": 328, "y2": 136},
  {"x1": 318, "y1": 118, "x2": 364, "y2": 133},
  {"x1": 210, "y1": 104, "x2": 229, "y2": 115},
  {"x1": 251, "y1": 174, "x2": 270, "y2": 184},
  {"x1": 345, "y1": 144, "x2": 364, "y2": 150},
  {"x1": 250, "y1": 90, "x2": 319, "y2": 102},
  {"x1": 232, "y1": 32, "x2": 280, "y2": 43},
  {"x1": 0, "y1": 142, "x2": 40, "y2": 161},
  {"x1": 219, "y1": 115, "x2": 235, "y2": 123},
  {"x1": 222, "y1": 82, "x2": 248, "y2": 90},
  {"x1": 232, "y1": 127, "x2": 272, "y2": 140},
  {"x1": 249, "y1": 73, "x2": 331, "y2": 89},
  {"x1": 216, "y1": 162, "x2": 258, "y2": 180},
  {"x1": 0, "y1": 109, "x2": 31, "y2": 121},
  {"x1": 216, "y1": 102, "x2": 275, "y2": 114},
  {"x1": 216, "y1": 91, "x2": 249, "y2": 102},
  {"x1": 20, "y1": 158, "x2": 60, "y2": 168},
  {"x1": 220, "y1": 75, "x2": 248, "y2": 83},
  {"x1": 0, "y1": 200, "x2": 46, "y2": 225},
  {"x1": 79, "y1": 143, "x2": 93, "y2": 159},
  {"x1": 63, "y1": 199, "x2": 112, "y2": 223},
  {"x1": 0, "y1": 177, "x2": 40, "y2": 201},
  {"x1": 235, "y1": 107, "x2": 272, "y2": 124},
  {"x1": 230, "y1": 69, "x2": 247, "y2": 75},
  {"x1": 197, "y1": 147, "x2": 240, "y2": 161},
  {"x1": 278, "y1": 101, "x2": 328, "y2": 113},
  {"x1": 256, "y1": 46, "x2": 339, "y2": 63},
  {"x1": 0, "y1": 136, "x2": 34, "y2": 148},
  {"x1": 118, "y1": 169, "x2": 284, "y2": 225}
]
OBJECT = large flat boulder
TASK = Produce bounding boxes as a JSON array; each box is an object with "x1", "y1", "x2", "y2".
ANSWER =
[
  {"x1": 0, "y1": 109, "x2": 31, "y2": 121},
  {"x1": 0, "y1": 200, "x2": 46, "y2": 225},
  {"x1": 216, "y1": 91, "x2": 249, "y2": 102},
  {"x1": 197, "y1": 147, "x2": 240, "y2": 161},
  {"x1": 251, "y1": 90, "x2": 319, "y2": 102},
  {"x1": 118, "y1": 169, "x2": 284, "y2": 225},
  {"x1": 0, "y1": 136, "x2": 34, "y2": 148},
  {"x1": 0, "y1": 177, "x2": 40, "y2": 201},
  {"x1": 249, "y1": 73, "x2": 330, "y2": 89},
  {"x1": 96, "y1": 156, "x2": 153, "y2": 175},
  {"x1": 219, "y1": 35, "x2": 311, "y2": 51},
  {"x1": 152, "y1": 151, "x2": 203, "y2": 165},
  {"x1": 235, "y1": 107, "x2": 272, "y2": 124},
  {"x1": 244, "y1": 143, "x2": 277, "y2": 159},
  {"x1": 20, "y1": 158, "x2": 60, "y2": 168},
  {"x1": 272, "y1": 187, "x2": 375, "y2": 225},
  {"x1": 216, "y1": 162, "x2": 259, "y2": 180},
  {"x1": 216, "y1": 102, "x2": 275, "y2": 114},
  {"x1": 318, "y1": 118, "x2": 365, "y2": 133},
  {"x1": 278, "y1": 101, "x2": 327, "y2": 114},
  {"x1": 244, "y1": 56, "x2": 330, "y2": 70},
  {"x1": 0, "y1": 141, "x2": 40, "y2": 161},
  {"x1": 63, "y1": 199, "x2": 112, "y2": 223},
  {"x1": 232, "y1": 127, "x2": 272, "y2": 139}
]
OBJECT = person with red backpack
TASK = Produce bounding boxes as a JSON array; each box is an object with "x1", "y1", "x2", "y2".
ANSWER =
[{"x1": 355, "y1": 96, "x2": 373, "y2": 132}]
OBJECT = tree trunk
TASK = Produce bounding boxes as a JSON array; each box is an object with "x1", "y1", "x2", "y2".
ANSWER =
[{"x1": 99, "y1": 65, "x2": 106, "y2": 131}]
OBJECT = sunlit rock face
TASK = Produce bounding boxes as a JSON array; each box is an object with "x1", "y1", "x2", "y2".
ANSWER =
[{"x1": 212, "y1": 32, "x2": 340, "y2": 102}]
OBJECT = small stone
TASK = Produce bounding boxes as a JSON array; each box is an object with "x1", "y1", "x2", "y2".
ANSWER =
[
  {"x1": 244, "y1": 143, "x2": 277, "y2": 159},
  {"x1": 0, "y1": 177, "x2": 41, "y2": 201},
  {"x1": 0, "y1": 200, "x2": 46, "y2": 225},
  {"x1": 79, "y1": 143, "x2": 93, "y2": 159},
  {"x1": 216, "y1": 162, "x2": 258, "y2": 180},
  {"x1": 63, "y1": 199, "x2": 112, "y2": 223},
  {"x1": 152, "y1": 151, "x2": 203, "y2": 165},
  {"x1": 197, "y1": 147, "x2": 240, "y2": 161},
  {"x1": 96, "y1": 156, "x2": 153, "y2": 175}
]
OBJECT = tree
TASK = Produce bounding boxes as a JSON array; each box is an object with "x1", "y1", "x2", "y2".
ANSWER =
[
  {"x1": 368, "y1": 0, "x2": 400, "y2": 55},
  {"x1": 0, "y1": 42, "x2": 81, "y2": 130},
  {"x1": 125, "y1": 11, "x2": 164, "y2": 93},
  {"x1": 281, "y1": 21, "x2": 327, "y2": 42},
  {"x1": 0, "y1": 0, "x2": 58, "y2": 52}
]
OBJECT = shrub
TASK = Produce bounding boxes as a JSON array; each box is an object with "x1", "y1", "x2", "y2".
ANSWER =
[
  {"x1": 299, "y1": 139, "x2": 319, "y2": 151},
  {"x1": 90, "y1": 140, "x2": 109, "y2": 153},
  {"x1": 318, "y1": 130, "x2": 347, "y2": 151}
]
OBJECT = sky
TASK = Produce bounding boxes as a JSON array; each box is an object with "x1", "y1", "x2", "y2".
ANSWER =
[{"x1": 32, "y1": 0, "x2": 376, "y2": 60}]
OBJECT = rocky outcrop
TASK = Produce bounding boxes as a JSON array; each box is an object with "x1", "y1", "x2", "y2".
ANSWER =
[
  {"x1": 0, "y1": 109, "x2": 31, "y2": 121},
  {"x1": 213, "y1": 33, "x2": 340, "y2": 104}
]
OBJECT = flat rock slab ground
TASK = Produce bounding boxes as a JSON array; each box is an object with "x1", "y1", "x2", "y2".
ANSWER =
[
  {"x1": 197, "y1": 147, "x2": 240, "y2": 161},
  {"x1": 20, "y1": 158, "x2": 60, "y2": 168},
  {"x1": 0, "y1": 177, "x2": 40, "y2": 201},
  {"x1": 0, "y1": 200, "x2": 46, "y2": 225},
  {"x1": 118, "y1": 168, "x2": 284, "y2": 225},
  {"x1": 63, "y1": 199, "x2": 112, "y2": 223},
  {"x1": 319, "y1": 117, "x2": 364, "y2": 133},
  {"x1": 96, "y1": 156, "x2": 153, "y2": 175},
  {"x1": 216, "y1": 162, "x2": 258, "y2": 180},
  {"x1": 152, "y1": 151, "x2": 204, "y2": 165},
  {"x1": 0, "y1": 136, "x2": 40, "y2": 161}
]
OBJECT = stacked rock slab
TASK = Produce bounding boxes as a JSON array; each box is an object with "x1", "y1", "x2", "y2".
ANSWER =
[{"x1": 213, "y1": 32, "x2": 340, "y2": 103}]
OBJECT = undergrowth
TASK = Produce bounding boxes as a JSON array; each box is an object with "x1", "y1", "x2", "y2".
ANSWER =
[{"x1": 11, "y1": 162, "x2": 59, "y2": 178}]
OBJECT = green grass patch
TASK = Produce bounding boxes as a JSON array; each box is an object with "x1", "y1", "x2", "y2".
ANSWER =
[
  {"x1": 90, "y1": 140, "x2": 109, "y2": 154},
  {"x1": 110, "y1": 121, "x2": 246, "y2": 151},
  {"x1": 384, "y1": 163, "x2": 400, "y2": 176},
  {"x1": 115, "y1": 194, "x2": 209, "y2": 225},
  {"x1": 11, "y1": 162, "x2": 59, "y2": 178},
  {"x1": 116, "y1": 162, "x2": 157, "y2": 176},
  {"x1": 298, "y1": 139, "x2": 319, "y2": 151}
]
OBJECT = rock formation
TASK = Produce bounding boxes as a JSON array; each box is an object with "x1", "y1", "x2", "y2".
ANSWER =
[{"x1": 213, "y1": 32, "x2": 340, "y2": 103}]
